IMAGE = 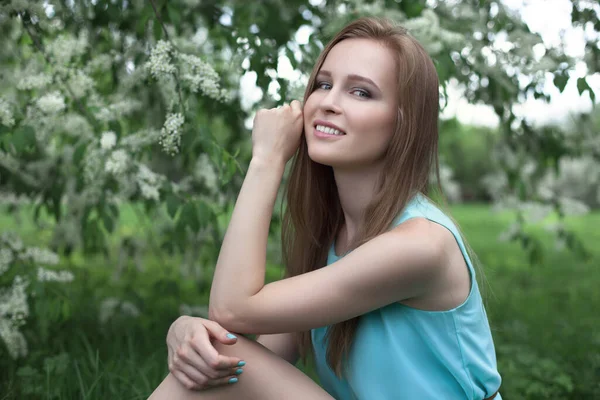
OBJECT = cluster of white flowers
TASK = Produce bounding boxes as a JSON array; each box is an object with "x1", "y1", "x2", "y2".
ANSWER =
[
  {"x1": 558, "y1": 196, "x2": 590, "y2": 217},
  {"x1": 0, "y1": 248, "x2": 14, "y2": 276},
  {"x1": 0, "y1": 232, "x2": 73, "y2": 358},
  {"x1": 402, "y1": 9, "x2": 462, "y2": 55},
  {"x1": 20, "y1": 247, "x2": 60, "y2": 266},
  {"x1": 61, "y1": 113, "x2": 93, "y2": 138},
  {"x1": 16, "y1": 73, "x2": 53, "y2": 91},
  {"x1": 0, "y1": 98, "x2": 15, "y2": 127},
  {"x1": 37, "y1": 267, "x2": 74, "y2": 283},
  {"x1": 194, "y1": 153, "x2": 218, "y2": 192},
  {"x1": 68, "y1": 69, "x2": 95, "y2": 99},
  {"x1": 100, "y1": 131, "x2": 117, "y2": 150},
  {"x1": 159, "y1": 113, "x2": 184, "y2": 155},
  {"x1": 85, "y1": 54, "x2": 113, "y2": 73},
  {"x1": 99, "y1": 297, "x2": 140, "y2": 325},
  {"x1": 83, "y1": 147, "x2": 105, "y2": 184},
  {"x1": 146, "y1": 40, "x2": 177, "y2": 79},
  {"x1": 0, "y1": 275, "x2": 29, "y2": 359},
  {"x1": 136, "y1": 164, "x2": 162, "y2": 201},
  {"x1": 47, "y1": 32, "x2": 89, "y2": 65},
  {"x1": 93, "y1": 99, "x2": 142, "y2": 122},
  {"x1": 437, "y1": 163, "x2": 462, "y2": 203},
  {"x1": 179, "y1": 54, "x2": 230, "y2": 101},
  {"x1": 36, "y1": 91, "x2": 66, "y2": 114},
  {"x1": 517, "y1": 201, "x2": 554, "y2": 224},
  {"x1": 105, "y1": 149, "x2": 130, "y2": 176}
]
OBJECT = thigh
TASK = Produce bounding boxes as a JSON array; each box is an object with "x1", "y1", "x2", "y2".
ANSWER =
[{"x1": 148, "y1": 334, "x2": 334, "y2": 400}]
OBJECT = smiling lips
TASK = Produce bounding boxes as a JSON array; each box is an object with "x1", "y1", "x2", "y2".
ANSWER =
[{"x1": 313, "y1": 121, "x2": 346, "y2": 137}]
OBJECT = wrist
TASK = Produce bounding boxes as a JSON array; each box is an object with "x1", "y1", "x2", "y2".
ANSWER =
[{"x1": 249, "y1": 156, "x2": 286, "y2": 173}]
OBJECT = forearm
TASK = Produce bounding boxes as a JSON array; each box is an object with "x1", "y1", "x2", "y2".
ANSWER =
[{"x1": 209, "y1": 156, "x2": 285, "y2": 316}]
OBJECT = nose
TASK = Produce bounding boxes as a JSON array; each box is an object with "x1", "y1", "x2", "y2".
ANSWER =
[{"x1": 318, "y1": 87, "x2": 343, "y2": 115}]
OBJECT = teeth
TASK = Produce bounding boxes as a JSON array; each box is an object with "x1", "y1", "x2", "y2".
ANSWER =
[{"x1": 316, "y1": 124, "x2": 344, "y2": 136}]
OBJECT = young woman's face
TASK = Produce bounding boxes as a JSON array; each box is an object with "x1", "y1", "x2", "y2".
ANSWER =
[{"x1": 303, "y1": 38, "x2": 399, "y2": 170}]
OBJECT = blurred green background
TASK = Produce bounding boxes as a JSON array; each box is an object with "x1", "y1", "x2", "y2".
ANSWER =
[{"x1": 1, "y1": 0, "x2": 599, "y2": 399}]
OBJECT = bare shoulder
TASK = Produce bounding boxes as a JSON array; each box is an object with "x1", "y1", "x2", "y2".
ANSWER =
[{"x1": 388, "y1": 217, "x2": 455, "y2": 266}]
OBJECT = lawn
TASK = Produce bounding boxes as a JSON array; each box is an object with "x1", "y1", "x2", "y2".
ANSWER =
[{"x1": 1, "y1": 203, "x2": 598, "y2": 399}]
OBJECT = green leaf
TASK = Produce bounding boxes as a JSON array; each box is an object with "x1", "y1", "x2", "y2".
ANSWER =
[
  {"x1": 553, "y1": 73, "x2": 569, "y2": 93},
  {"x1": 153, "y1": 20, "x2": 163, "y2": 41},
  {"x1": 180, "y1": 202, "x2": 199, "y2": 232},
  {"x1": 167, "y1": 4, "x2": 181, "y2": 26},
  {"x1": 197, "y1": 200, "x2": 212, "y2": 229},
  {"x1": 11, "y1": 126, "x2": 36, "y2": 154},
  {"x1": 576, "y1": 77, "x2": 596, "y2": 103},
  {"x1": 166, "y1": 193, "x2": 181, "y2": 219},
  {"x1": 102, "y1": 212, "x2": 114, "y2": 233}
]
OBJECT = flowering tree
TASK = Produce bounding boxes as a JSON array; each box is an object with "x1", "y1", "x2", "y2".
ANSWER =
[{"x1": 0, "y1": 0, "x2": 598, "y2": 359}]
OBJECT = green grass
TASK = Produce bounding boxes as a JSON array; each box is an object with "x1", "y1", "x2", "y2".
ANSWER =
[{"x1": 1, "y1": 204, "x2": 599, "y2": 399}]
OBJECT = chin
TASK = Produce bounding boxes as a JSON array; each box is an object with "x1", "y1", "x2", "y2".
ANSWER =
[{"x1": 307, "y1": 147, "x2": 340, "y2": 167}]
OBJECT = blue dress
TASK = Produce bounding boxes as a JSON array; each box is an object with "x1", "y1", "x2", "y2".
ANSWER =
[{"x1": 311, "y1": 195, "x2": 502, "y2": 399}]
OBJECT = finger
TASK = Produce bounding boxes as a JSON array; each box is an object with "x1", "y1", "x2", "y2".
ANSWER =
[
  {"x1": 204, "y1": 373, "x2": 241, "y2": 388},
  {"x1": 191, "y1": 332, "x2": 244, "y2": 370},
  {"x1": 203, "y1": 320, "x2": 239, "y2": 345},
  {"x1": 290, "y1": 100, "x2": 302, "y2": 113},
  {"x1": 172, "y1": 370, "x2": 199, "y2": 391},
  {"x1": 175, "y1": 345, "x2": 216, "y2": 378},
  {"x1": 177, "y1": 360, "x2": 213, "y2": 383}
]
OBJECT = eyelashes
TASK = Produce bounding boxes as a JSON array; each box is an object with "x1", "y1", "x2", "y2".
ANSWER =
[{"x1": 314, "y1": 81, "x2": 372, "y2": 98}]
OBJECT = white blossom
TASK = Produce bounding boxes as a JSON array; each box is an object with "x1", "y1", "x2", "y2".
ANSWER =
[
  {"x1": 20, "y1": 247, "x2": 59, "y2": 266},
  {"x1": 146, "y1": 40, "x2": 177, "y2": 78},
  {"x1": 36, "y1": 91, "x2": 66, "y2": 114},
  {"x1": 558, "y1": 196, "x2": 590, "y2": 217},
  {"x1": 47, "y1": 32, "x2": 88, "y2": 65},
  {"x1": 0, "y1": 319, "x2": 28, "y2": 359},
  {"x1": 136, "y1": 164, "x2": 162, "y2": 201},
  {"x1": 519, "y1": 202, "x2": 553, "y2": 224},
  {"x1": 159, "y1": 113, "x2": 184, "y2": 155},
  {"x1": 105, "y1": 149, "x2": 130, "y2": 175},
  {"x1": 100, "y1": 131, "x2": 117, "y2": 150},
  {"x1": 99, "y1": 297, "x2": 140, "y2": 324},
  {"x1": 0, "y1": 248, "x2": 13, "y2": 276},
  {"x1": 16, "y1": 73, "x2": 53, "y2": 91},
  {"x1": 0, "y1": 99, "x2": 15, "y2": 127},
  {"x1": 0, "y1": 276, "x2": 29, "y2": 358},
  {"x1": 179, "y1": 54, "x2": 230, "y2": 101},
  {"x1": 37, "y1": 267, "x2": 74, "y2": 283},
  {"x1": 68, "y1": 70, "x2": 95, "y2": 99},
  {"x1": 194, "y1": 153, "x2": 218, "y2": 192}
]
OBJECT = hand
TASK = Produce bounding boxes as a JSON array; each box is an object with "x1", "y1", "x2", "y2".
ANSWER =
[
  {"x1": 251, "y1": 100, "x2": 303, "y2": 165},
  {"x1": 166, "y1": 316, "x2": 245, "y2": 390}
]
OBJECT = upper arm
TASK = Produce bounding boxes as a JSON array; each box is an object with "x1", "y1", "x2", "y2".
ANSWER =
[
  {"x1": 256, "y1": 332, "x2": 299, "y2": 365},
  {"x1": 213, "y1": 218, "x2": 447, "y2": 334}
]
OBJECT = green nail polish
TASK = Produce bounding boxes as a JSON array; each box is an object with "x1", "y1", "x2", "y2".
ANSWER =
[
  {"x1": 235, "y1": 368, "x2": 243, "y2": 375},
  {"x1": 229, "y1": 377, "x2": 238, "y2": 384},
  {"x1": 237, "y1": 361, "x2": 246, "y2": 367}
]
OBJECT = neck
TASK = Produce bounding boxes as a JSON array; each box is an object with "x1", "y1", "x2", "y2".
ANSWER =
[{"x1": 333, "y1": 162, "x2": 383, "y2": 244}]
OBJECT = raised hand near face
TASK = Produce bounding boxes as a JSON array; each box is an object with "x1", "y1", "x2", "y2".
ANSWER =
[{"x1": 251, "y1": 100, "x2": 304, "y2": 166}]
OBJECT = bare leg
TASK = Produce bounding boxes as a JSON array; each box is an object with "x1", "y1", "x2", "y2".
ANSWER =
[{"x1": 148, "y1": 334, "x2": 334, "y2": 400}]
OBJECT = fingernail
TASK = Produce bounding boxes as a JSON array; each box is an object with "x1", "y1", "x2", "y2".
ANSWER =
[
  {"x1": 237, "y1": 361, "x2": 246, "y2": 367},
  {"x1": 228, "y1": 377, "x2": 238, "y2": 384},
  {"x1": 235, "y1": 368, "x2": 243, "y2": 375},
  {"x1": 226, "y1": 333, "x2": 237, "y2": 339}
]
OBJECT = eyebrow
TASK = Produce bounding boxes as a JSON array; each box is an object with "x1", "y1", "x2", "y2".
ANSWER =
[{"x1": 317, "y1": 70, "x2": 381, "y2": 92}]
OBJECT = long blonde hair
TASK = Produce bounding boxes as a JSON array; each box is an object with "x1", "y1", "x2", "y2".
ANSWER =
[{"x1": 281, "y1": 17, "x2": 441, "y2": 377}]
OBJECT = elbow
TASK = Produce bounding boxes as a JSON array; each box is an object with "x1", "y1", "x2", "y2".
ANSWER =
[{"x1": 208, "y1": 305, "x2": 242, "y2": 332}]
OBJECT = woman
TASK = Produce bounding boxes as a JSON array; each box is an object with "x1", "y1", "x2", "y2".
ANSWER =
[{"x1": 149, "y1": 17, "x2": 502, "y2": 400}]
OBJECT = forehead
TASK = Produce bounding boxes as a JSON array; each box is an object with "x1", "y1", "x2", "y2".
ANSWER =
[{"x1": 319, "y1": 38, "x2": 397, "y2": 89}]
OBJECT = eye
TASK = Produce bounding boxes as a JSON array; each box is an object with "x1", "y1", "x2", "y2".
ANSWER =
[
  {"x1": 351, "y1": 88, "x2": 371, "y2": 98},
  {"x1": 315, "y1": 81, "x2": 332, "y2": 90}
]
